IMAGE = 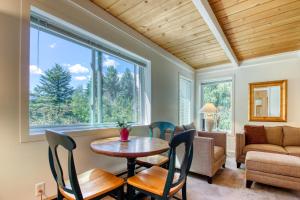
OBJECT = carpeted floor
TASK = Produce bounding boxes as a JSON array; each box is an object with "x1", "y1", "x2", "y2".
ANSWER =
[
  {"x1": 107, "y1": 157, "x2": 300, "y2": 200},
  {"x1": 179, "y1": 158, "x2": 300, "y2": 200}
]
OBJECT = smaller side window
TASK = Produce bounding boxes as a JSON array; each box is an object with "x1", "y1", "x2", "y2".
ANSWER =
[{"x1": 179, "y1": 76, "x2": 193, "y2": 125}]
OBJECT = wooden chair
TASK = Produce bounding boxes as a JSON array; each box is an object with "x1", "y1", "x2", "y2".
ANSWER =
[
  {"x1": 136, "y1": 121, "x2": 176, "y2": 167},
  {"x1": 128, "y1": 129, "x2": 195, "y2": 200},
  {"x1": 46, "y1": 130, "x2": 125, "y2": 200}
]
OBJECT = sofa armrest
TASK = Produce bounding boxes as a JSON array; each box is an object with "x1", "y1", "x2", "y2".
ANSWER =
[
  {"x1": 198, "y1": 132, "x2": 226, "y2": 154},
  {"x1": 236, "y1": 132, "x2": 245, "y2": 161}
]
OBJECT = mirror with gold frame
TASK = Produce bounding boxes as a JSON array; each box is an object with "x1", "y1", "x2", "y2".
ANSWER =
[{"x1": 249, "y1": 80, "x2": 287, "y2": 122}]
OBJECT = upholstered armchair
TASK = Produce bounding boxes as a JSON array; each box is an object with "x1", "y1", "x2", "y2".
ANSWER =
[{"x1": 176, "y1": 131, "x2": 227, "y2": 184}]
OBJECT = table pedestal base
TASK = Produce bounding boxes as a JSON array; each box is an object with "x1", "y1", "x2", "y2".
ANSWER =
[{"x1": 127, "y1": 158, "x2": 136, "y2": 200}]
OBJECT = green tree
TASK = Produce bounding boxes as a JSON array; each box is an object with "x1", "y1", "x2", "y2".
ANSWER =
[
  {"x1": 103, "y1": 66, "x2": 120, "y2": 100},
  {"x1": 120, "y1": 68, "x2": 134, "y2": 99},
  {"x1": 203, "y1": 82, "x2": 232, "y2": 131},
  {"x1": 118, "y1": 68, "x2": 135, "y2": 122},
  {"x1": 71, "y1": 86, "x2": 90, "y2": 123},
  {"x1": 102, "y1": 66, "x2": 136, "y2": 123},
  {"x1": 31, "y1": 64, "x2": 74, "y2": 124}
]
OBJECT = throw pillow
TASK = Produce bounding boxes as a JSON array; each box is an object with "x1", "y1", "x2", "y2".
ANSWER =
[
  {"x1": 183, "y1": 122, "x2": 196, "y2": 130},
  {"x1": 174, "y1": 125, "x2": 185, "y2": 135},
  {"x1": 244, "y1": 125, "x2": 267, "y2": 145},
  {"x1": 283, "y1": 126, "x2": 300, "y2": 146}
]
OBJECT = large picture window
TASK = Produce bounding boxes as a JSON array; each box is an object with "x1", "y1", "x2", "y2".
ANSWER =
[
  {"x1": 29, "y1": 13, "x2": 146, "y2": 134},
  {"x1": 200, "y1": 79, "x2": 232, "y2": 132}
]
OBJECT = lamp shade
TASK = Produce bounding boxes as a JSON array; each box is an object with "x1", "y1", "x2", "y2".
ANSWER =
[{"x1": 200, "y1": 103, "x2": 217, "y2": 113}]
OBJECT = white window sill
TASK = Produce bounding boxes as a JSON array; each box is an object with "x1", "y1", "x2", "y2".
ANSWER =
[{"x1": 20, "y1": 124, "x2": 147, "y2": 143}]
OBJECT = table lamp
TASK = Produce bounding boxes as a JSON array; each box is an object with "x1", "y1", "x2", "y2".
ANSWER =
[{"x1": 200, "y1": 103, "x2": 217, "y2": 132}]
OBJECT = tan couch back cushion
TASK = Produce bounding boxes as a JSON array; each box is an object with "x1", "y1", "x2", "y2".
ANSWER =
[
  {"x1": 283, "y1": 126, "x2": 300, "y2": 146},
  {"x1": 264, "y1": 126, "x2": 283, "y2": 146}
]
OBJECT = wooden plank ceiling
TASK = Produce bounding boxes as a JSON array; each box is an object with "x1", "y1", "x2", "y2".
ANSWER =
[
  {"x1": 209, "y1": 0, "x2": 300, "y2": 60},
  {"x1": 91, "y1": 0, "x2": 300, "y2": 68},
  {"x1": 90, "y1": 0, "x2": 229, "y2": 68}
]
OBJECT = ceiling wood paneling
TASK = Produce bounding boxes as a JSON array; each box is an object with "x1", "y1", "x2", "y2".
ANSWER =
[
  {"x1": 91, "y1": 0, "x2": 300, "y2": 68},
  {"x1": 91, "y1": 0, "x2": 229, "y2": 68},
  {"x1": 209, "y1": 0, "x2": 300, "y2": 60}
]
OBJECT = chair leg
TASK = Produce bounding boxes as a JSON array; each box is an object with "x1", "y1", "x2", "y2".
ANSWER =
[
  {"x1": 117, "y1": 186, "x2": 124, "y2": 200},
  {"x1": 207, "y1": 176, "x2": 213, "y2": 184},
  {"x1": 57, "y1": 188, "x2": 64, "y2": 200},
  {"x1": 246, "y1": 180, "x2": 253, "y2": 189},
  {"x1": 237, "y1": 162, "x2": 241, "y2": 168},
  {"x1": 182, "y1": 182, "x2": 187, "y2": 200}
]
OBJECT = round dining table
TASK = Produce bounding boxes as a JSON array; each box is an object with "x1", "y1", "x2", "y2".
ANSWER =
[{"x1": 90, "y1": 136, "x2": 169, "y2": 199}]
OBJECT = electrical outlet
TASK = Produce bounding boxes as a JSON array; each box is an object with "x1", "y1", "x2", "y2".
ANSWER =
[{"x1": 35, "y1": 182, "x2": 45, "y2": 197}]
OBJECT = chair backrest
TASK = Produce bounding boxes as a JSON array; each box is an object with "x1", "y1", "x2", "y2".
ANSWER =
[
  {"x1": 46, "y1": 130, "x2": 83, "y2": 200},
  {"x1": 162, "y1": 129, "x2": 195, "y2": 198},
  {"x1": 149, "y1": 121, "x2": 176, "y2": 140}
]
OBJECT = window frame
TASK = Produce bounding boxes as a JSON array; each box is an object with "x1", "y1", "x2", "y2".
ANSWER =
[
  {"x1": 199, "y1": 77, "x2": 234, "y2": 135},
  {"x1": 20, "y1": 8, "x2": 151, "y2": 142},
  {"x1": 178, "y1": 74, "x2": 194, "y2": 126}
]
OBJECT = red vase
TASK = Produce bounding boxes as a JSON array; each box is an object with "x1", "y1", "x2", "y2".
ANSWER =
[{"x1": 120, "y1": 128, "x2": 129, "y2": 142}]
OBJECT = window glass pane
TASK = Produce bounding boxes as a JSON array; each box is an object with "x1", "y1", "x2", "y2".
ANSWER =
[
  {"x1": 101, "y1": 53, "x2": 140, "y2": 124},
  {"x1": 29, "y1": 15, "x2": 146, "y2": 134},
  {"x1": 179, "y1": 77, "x2": 192, "y2": 125},
  {"x1": 29, "y1": 26, "x2": 92, "y2": 128},
  {"x1": 201, "y1": 80, "x2": 232, "y2": 132}
]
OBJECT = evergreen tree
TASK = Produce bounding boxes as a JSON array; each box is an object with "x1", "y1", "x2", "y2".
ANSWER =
[
  {"x1": 103, "y1": 66, "x2": 120, "y2": 100},
  {"x1": 71, "y1": 86, "x2": 90, "y2": 123},
  {"x1": 33, "y1": 64, "x2": 74, "y2": 124},
  {"x1": 118, "y1": 68, "x2": 135, "y2": 122},
  {"x1": 120, "y1": 68, "x2": 134, "y2": 99}
]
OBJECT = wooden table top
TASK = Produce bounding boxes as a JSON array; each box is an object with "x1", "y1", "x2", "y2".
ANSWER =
[{"x1": 90, "y1": 136, "x2": 169, "y2": 158}]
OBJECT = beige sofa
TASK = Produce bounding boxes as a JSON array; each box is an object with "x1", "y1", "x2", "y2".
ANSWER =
[
  {"x1": 236, "y1": 126, "x2": 300, "y2": 168},
  {"x1": 176, "y1": 131, "x2": 226, "y2": 184}
]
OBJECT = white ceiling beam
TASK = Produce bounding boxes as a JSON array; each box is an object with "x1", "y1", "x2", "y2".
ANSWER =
[{"x1": 192, "y1": 0, "x2": 239, "y2": 66}]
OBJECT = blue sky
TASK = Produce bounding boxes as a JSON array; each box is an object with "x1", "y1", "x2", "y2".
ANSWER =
[{"x1": 30, "y1": 27, "x2": 134, "y2": 92}]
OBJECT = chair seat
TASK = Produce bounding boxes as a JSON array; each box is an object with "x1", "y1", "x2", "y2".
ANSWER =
[
  {"x1": 127, "y1": 166, "x2": 184, "y2": 196},
  {"x1": 136, "y1": 154, "x2": 169, "y2": 166},
  {"x1": 60, "y1": 168, "x2": 124, "y2": 200}
]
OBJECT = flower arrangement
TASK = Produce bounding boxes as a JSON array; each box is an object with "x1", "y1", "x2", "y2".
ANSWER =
[{"x1": 116, "y1": 120, "x2": 131, "y2": 142}]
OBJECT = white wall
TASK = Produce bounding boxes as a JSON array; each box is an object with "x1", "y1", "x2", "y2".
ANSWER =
[
  {"x1": 196, "y1": 54, "x2": 300, "y2": 153},
  {"x1": 0, "y1": 0, "x2": 194, "y2": 199},
  {"x1": 235, "y1": 58, "x2": 300, "y2": 131}
]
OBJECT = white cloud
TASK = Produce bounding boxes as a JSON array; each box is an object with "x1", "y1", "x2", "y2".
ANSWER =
[
  {"x1": 68, "y1": 64, "x2": 89, "y2": 74},
  {"x1": 103, "y1": 58, "x2": 119, "y2": 68},
  {"x1": 74, "y1": 76, "x2": 88, "y2": 81},
  {"x1": 49, "y1": 43, "x2": 56, "y2": 48},
  {"x1": 62, "y1": 63, "x2": 71, "y2": 67},
  {"x1": 30, "y1": 65, "x2": 44, "y2": 75}
]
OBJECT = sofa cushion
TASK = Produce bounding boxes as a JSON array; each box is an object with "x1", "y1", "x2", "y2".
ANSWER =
[
  {"x1": 244, "y1": 125, "x2": 267, "y2": 145},
  {"x1": 285, "y1": 146, "x2": 300, "y2": 157},
  {"x1": 283, "y1": 126, "x2": 300, "y2": 146},
  {"x1": 214, "y1": 146, "x2": 224, "y2": 161},
  {"x1": 246, "y1": 151, "x2": 300, "y2": 178},
  {"x1": 243, "y1": 144, "x2": 287, "y2": 155},
  {"x1": 264, "y1": 126, "x2": 283, "y2": 146}
]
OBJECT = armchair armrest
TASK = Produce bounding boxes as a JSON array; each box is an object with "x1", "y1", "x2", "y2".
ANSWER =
[
  {"x1": 236, "y1": 132, "x2": 245, "y2": 161},
  {"x1": 191, "y1": 136, "x2": 214, "y2": 175},
  {"x1": 198, "y1": 132, "x2": 227, "y2": 154}
]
